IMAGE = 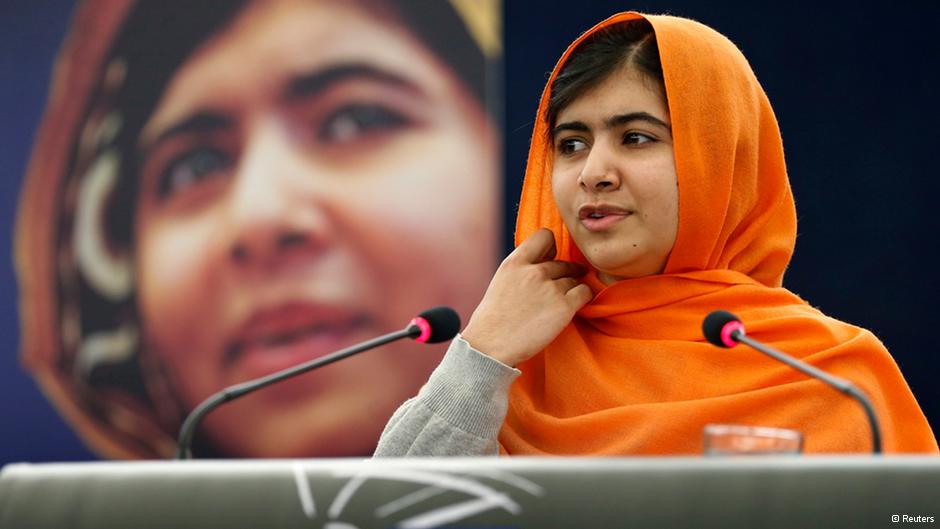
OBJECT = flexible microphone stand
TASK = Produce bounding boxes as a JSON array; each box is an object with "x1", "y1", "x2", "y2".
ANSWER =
[
  {"x1": 703, "y1": 310, "x2": 882, "y2": 454},
  {"x1": 175, "y1": 326, "x2": 420, "y2": 459}
]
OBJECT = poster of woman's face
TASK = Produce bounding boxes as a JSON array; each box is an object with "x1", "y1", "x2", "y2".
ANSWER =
[{"x1": 14, "y1": 0, "x2": 502, "y2": 458}]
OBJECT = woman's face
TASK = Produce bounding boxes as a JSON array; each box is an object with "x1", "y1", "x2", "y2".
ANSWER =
[
  {"x1": 134, "y1": 0, "x2": 498, "y2": 456},
  {"x1": 551, "y1": 65, "x2": 678, "y2": 284}
]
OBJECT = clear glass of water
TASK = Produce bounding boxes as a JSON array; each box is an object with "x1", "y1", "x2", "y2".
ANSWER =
[{"x1": 703, "y1": 424, "x2": 803, "y2": 455}]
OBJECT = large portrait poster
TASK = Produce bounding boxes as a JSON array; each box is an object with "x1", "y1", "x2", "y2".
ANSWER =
[{"x1": 4, "y1": 0, "x2": 502, "y2": 460}]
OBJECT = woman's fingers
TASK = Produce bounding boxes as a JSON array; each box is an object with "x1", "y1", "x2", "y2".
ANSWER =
[
  {"x1": 514, "y1": 228, "x2": 556, "y2": 264},
  {"x1": 565, "y1": 283, "x2": 594, "y2": 309},
  {"x1": 555, "y1": 278, "x2": 593, "y2": 307},
  {"x1": 461, "y1": 228, "x2": 593, "y2": 367},
  {"x1": 540, "y1": 260, "x2": 586, "y2": 280}
]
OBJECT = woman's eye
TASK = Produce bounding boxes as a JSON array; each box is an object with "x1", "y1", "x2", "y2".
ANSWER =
[
  {"x1": 623, "y1": 132, "x2": 655, "y2": 145},
  {"x1": 557, "y1": 138, "x2": 588, "y2": 155},
  {"x1": 317, "y1": 104, "x2": 410, "y2": 144},
  {"x1": 157, "y1": 147, "x2": 231, "y2": 199}
]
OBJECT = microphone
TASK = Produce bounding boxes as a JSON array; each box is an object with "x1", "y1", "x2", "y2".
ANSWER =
[
  {"x1": 702, "y1": 310, "x2": 882, "y2": 454},
  {"x1": 175, "y1": 306, "x2": 460, "y2": 459}
]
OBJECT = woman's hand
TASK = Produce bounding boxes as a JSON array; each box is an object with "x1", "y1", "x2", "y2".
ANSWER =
[{"x1": 461, "y1": 228, "x2": 593, "y2": 367}]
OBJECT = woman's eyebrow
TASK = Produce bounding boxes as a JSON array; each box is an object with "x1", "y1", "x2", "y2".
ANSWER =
[
  {"x1": 552, "y1": 111, "x2": 671, "y2": 138},
  {"x1": 284, "y1": 62, "x2": 423, "y2": 101},
  {"x1": 606, "y1": 111, "x2": 671, "y2": 131},
  {"x1": 141, "y1": 112, "x2": 232, "y2": 156},
  {"x1": 552, "y1": 121, "x2": 589, "y2": 137}
]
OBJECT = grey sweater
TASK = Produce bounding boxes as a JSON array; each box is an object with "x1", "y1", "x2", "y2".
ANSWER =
[{"x1": 373, "y1": 336, "x2": 520, "y2": 457}]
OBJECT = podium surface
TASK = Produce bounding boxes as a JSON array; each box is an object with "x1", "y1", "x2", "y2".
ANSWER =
[{"x1": 1, "y1": 456, "x2": 937, "y2": 528}]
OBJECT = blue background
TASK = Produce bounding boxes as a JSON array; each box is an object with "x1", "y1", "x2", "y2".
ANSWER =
[{"x1": 2, "y1": 0, "x2": 938, "y2": 464}]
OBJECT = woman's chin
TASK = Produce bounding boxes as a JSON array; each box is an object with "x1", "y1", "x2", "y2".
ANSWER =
[
  {"x1": 583, "y1": 249, "x2": 667, "y2": 283},
  {"x1": 207, "y1": 425, "x2": 380, "y2": 458},
  {"x1": 584, "y1": 255, "x2": 639, "y2": 282},
  {"x1": 198, "y1": 395, "x2": 387, "y2": 458},
  {"x1": 594, "y1": 264, "x2": 662, "y2": 285}
]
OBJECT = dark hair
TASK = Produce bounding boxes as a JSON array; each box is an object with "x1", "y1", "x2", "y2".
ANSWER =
[
  {"x1": 389, "y1": 0, "x2": 493, "y2": 112},
  {"x1": 547, "y1": 19, "x2": 663, "y2": 132}
]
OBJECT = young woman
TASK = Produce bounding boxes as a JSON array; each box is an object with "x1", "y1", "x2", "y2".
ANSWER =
[
  {"x1": 375, "y1": 12, "x2": 938, "y2": 456},
  {"x1": 16, "y1": 0, "x2": 501, "y2": 458}
]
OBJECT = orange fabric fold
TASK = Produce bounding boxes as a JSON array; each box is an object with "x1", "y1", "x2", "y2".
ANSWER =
[{"x1": 501, "y1": 12, "x2": 937, "y2": 454}]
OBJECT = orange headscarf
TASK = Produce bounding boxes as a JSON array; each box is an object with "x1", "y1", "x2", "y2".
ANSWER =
[{"x1": 501, "y1": 12, "x2": 937, "y2": 454}]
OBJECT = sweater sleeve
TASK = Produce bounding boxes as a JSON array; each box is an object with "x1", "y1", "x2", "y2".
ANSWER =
[{"x1": 373, "y1": 335, "x2": 521, "y2": 457}]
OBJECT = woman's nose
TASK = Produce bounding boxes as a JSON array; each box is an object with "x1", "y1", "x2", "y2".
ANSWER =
[
  {"x1": 577, "y1": 143, "x2": 621, "y2": 192},
  {"x1": 225, "y1": 121, "x2": 332, "y2": 269}
]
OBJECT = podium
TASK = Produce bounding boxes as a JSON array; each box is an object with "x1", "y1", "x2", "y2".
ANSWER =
[{"x1": 1, "y1": 456, "x2": 937, "y2": 528}]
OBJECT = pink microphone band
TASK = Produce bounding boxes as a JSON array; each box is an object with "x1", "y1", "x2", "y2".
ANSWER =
[
  {"x1": 720, "y1": 321, "x2": 745, "y2": 348},
  {"x1": 410, "y1": 317, "x2": 432, "y2": 343}
]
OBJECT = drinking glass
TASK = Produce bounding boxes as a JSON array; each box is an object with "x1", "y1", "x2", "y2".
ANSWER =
[{"x1": 703, "y1": 424, "x2": 803, "y2": 455}]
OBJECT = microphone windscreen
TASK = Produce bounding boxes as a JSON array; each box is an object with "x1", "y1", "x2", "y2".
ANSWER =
[
  {"x1": 416, "y1": 306, "x2": 461, "y2": 343},
  {"x1": 702, "y1": 310, "x2": 740, "y2": 348}
]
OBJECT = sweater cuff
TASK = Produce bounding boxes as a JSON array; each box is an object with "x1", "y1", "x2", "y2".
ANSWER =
[{"x1": 419, "y1": 335, "x2": 521, "y2": 440}]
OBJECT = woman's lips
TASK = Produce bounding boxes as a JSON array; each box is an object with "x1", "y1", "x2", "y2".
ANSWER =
[
  {"x1": 578, "y1": 204, "x2": 633, "y2": 232},
  {"x1": 224, "y1": 303, "x2": 374, "y2": 380}
]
